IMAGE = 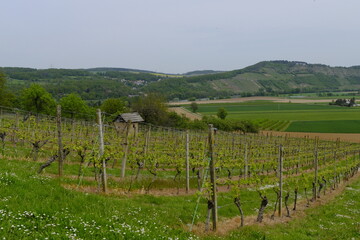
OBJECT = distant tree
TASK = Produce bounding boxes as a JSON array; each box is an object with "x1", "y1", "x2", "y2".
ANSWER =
[
  {"x1": 60, "y1": 93, "x2": 89, "y2": 119},
  {"x1": 0, "y1": 71, "x2": 15, "y2": 107},
  {"x1": 334, "y1": 99, "x2": 347, "y2": 106},
  {"x1": 20, "y1": 84, "x2": 56, "y2": 114},
  {"x1": 190, "y1": 102, "x2": 198, "y2": 113},
  {"x1": 217, "y1": 108, "x2": 228, "y2": 120},
  {"x1": 0, "y1": 72, "x2": 5, "y2": 96},
  {"x1": 350, "y1": 97, "x2": 356, "y2": 106},
  {"x1": 131, "y1": 93, "x2": 168, "y2": 125},
  {"x1": 100, "y1": 98, "x2": 128, "y2": 115}
]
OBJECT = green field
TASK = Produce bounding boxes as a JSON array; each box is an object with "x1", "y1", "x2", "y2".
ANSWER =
[{"x1": 185, "y1": 102, "x2": 360, "y2": 133}]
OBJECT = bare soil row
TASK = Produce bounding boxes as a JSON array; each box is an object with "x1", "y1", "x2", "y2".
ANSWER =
[{"x1": 262, "y1": 130, "x2": 360, "y2": 143}]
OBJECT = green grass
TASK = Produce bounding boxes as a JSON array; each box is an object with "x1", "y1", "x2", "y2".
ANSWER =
[
  {"x1": 286, "y1": 120, "x2": 360, "y2": 133},
  {"x1": 0, "y1": 155, "x2": 359, "y2": 239},
  {"x1": 0, "y1": 158, "x2": 199, "y2": 239}
]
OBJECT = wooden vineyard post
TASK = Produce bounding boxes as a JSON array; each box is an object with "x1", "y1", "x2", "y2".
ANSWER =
[
  {"x1": 121, "y1": 120, "x2": 131, "y2": 178},
  {"x1": 97, "y1": 109, "x2": 107, "y2": 193},
  {"x1": 244, "y1": 143, "x2": 248, "y2": 180},
  {"x1": 208, "y1": 124, "x2": 217, "y2": 231},
  {"x1": 334, "y1": 138, "x2": 340, "y2": 175},
  {"x1": 12, "y1": 110, "x2": 19, "y2": 143},
  {"x1": 0, "y1": 107, "x2": 2, "y2": 127},
  {"x1": 57, "y1": 105, "x2": 64, "y2": 177},
  {"x1": 71, "y1": 118, "x2": 75, "y2": 142},
  {"x1": 314, "y1": 137, "x2": 319, "y2": 200},
  {"x1": 186, "y1": 130, "x2": 190, "y2": 193},
  {"x1": 278, "y1": 144, "x2": 283, "y2": 217},
  {"x1": 143, "y1": 125, "x2": 151, "y2": 167},
  {"x1": 15, "y1": 110, "x2": 19, "y2": 129}
]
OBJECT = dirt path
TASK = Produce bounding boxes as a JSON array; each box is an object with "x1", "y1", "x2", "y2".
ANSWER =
[
  {"x1": 169, "y1": 96, "x2": 333, "y2": 105},
  {"x1": 191, "y1": 171, "x2": 360, "y2": 236},
  {"x1": 262, "y1": 130, "x2": 360, "y2": 143},
  {"x1": 168, "y1": 107, "x2": 202, "y2": 120}
]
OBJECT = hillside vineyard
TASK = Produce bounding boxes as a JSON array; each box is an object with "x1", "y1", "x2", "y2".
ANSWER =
[{"x1": 0, "y1": 106, "x2": 359, "y2": 231}]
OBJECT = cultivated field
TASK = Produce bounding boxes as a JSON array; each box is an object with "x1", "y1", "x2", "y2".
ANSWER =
[
  {"x1": 168, "y1": 107, "x2": 202, "y2": 120},
  {"x1": 183, "y1": 101, "x2": 360, "y2": 133}
]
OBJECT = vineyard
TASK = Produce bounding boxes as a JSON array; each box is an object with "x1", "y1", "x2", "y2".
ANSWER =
[{"x1": 0, "y1": 106, "x2": 359, "y2": 239}]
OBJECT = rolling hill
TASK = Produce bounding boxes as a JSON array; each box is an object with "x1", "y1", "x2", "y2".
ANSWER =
[
  {"x1": 2, "y1": 60, "x2": 360, "y2": 101},
  {"x1": 144, "y1": 61, "x2": 360, "y2": 100}
]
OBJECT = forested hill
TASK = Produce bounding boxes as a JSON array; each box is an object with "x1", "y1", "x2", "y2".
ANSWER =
[
  {"x1": 86, "y1": 67, "x2": 156, "y2": 73},
  {"x1": 144, "y1": 61, "x2": 360, "y2": 100},
  {"x1": 1, "y1": 67, "x2": 168, "y2": 101},
  {"x1": 3, "y1": 61, "x2": 360, "y2": 101}
]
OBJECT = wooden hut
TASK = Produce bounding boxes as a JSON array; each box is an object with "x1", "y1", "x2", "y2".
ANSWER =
[{"x1": 113, "y1": 112, "x2": 144, "y2": 136}]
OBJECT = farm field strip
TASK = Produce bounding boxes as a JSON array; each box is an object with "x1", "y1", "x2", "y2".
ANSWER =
[
  {"x1": 286, "y1": 120, "x2": 360, "y2": 133},
  {"x1": 262, "y1": 131, "x2": 360, "y2": 143},
  {"x1": 169, "y1": 96, "x2": 336, "y2": 106}
]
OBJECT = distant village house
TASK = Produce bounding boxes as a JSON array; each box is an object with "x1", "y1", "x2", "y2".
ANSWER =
[{"x1": 330, "y1": 97, "x2": 358, "y2": 107}]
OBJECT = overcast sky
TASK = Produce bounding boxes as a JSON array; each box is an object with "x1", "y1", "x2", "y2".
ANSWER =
[{"x1": 1, "y1": 0, "x2": 359, "y2": 73}]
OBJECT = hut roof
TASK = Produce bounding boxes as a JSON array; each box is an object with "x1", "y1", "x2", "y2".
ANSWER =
[{"x1": 114, "y1": 112, "x2": 144, "y2": 123}]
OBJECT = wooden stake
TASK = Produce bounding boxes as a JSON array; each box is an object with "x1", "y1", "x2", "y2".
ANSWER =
[
  {"x1": 278, "y1": 144, "x2": 283, "y2": 217},
  {"x1": 0, "y1": 107, "x2": 2, "y2": 127},
  {"x1": 186, "y1": 130, "x2": 190, "y2": 193},
  {"x1": 208, "y1": 124, "x2": 217, "y2": 231},
  {"x1": 15, "y1": 110, "x2": 19, "y2": 129},
  {"x1": 97, "y1": 109, "x2": 107, "y2": 193},
  {"x1": 121, "y1": 120, "x2": 131, "y2": 178},
  {"x1": 143, "y1": 125, "x2": 151, "y2": 167},
  {"x1": 57, "y1": 105, "x2": 64, "y2": 177},
  {"x1": 244, "y1": 143, "x2": 248, "y2": 180},
  {"x1": 314, "y1": 137, "x2": 319, "y2": 200}
]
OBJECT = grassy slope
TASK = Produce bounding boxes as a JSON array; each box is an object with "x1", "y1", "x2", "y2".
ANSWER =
[
  {"x1": 0, "y1": 158, "x2": 198, "y2": 239},
  {"x1": 0, "y1": 153, "x2": 359, "y2": 239}
]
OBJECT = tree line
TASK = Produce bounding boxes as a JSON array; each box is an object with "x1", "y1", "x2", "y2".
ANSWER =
[{"x1": 0, "y1": 71, "x2": 258, "y2": 133}]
